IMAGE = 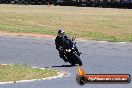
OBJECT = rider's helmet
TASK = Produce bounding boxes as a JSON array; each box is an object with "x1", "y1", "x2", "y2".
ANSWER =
[
  {"x1": 58, "y1": 29, "x2": 65, "y2": 34},
  {"x1": 58, "y1": 29, "x2": 65, "y2": 37}
]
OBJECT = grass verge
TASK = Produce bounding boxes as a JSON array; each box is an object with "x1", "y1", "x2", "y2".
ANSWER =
[
  {"x1": 0, "y1": 4, "x2": 132, "y2": 42},
  {"x1": 0, "y1": 64, "x2": 58, "y2": 82}
]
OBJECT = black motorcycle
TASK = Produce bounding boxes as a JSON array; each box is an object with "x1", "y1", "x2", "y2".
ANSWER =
[{"x1": 61, "y1": 37, "x2": 82, "y2": 66}]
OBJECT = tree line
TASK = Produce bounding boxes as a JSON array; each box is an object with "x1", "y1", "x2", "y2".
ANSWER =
[{"x1": 0, "y1": 0, "x2": 132, "y2": 8}]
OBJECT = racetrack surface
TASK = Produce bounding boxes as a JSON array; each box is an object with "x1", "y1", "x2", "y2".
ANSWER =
[{"x1": 0, "y1": 35, "x2": 132, "y2": 88}]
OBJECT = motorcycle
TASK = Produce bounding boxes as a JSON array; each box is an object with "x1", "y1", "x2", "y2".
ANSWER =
[{"x1": 61, "y1": 37, "x2": 82, "y2": 66}]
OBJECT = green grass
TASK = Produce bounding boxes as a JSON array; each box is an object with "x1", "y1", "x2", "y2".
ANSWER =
[
  {"x1": 0, "y1": 4, "x2": 132, "y2": 42},
  {"x1": 0, "y1": 64, "x2": 58, "y2": 82}
]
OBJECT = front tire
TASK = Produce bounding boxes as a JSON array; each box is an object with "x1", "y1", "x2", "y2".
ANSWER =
[{"x1": 72, "y1": 53, "x2": 82, "y2": 66}]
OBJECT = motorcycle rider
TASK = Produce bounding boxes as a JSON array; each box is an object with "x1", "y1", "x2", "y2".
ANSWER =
[{"x1": 55, "y1": 29, "x2": 80, "y2": 62}]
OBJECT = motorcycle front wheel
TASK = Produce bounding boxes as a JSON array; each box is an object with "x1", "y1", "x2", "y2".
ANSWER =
[{"x1": 71, "y1": 53, "x2": 82, "y2": 66}]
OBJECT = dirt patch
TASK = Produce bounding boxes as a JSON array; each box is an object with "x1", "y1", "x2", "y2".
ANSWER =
[
  {"x1": 0, "y1": 31, "x2": 56, "y2": 39},
  {"x1": 0, "y1": 31, "x2": 88, "y2": 42}
]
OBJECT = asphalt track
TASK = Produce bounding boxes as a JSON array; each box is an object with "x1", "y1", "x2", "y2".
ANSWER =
[{"x1": 0, "y1": 35, "x2": 132, "y2": 88}]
